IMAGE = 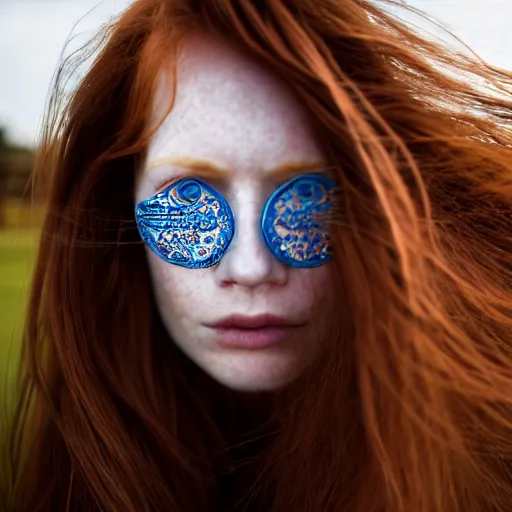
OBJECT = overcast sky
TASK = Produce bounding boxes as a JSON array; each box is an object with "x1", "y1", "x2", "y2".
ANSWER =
[{"x1": 0, "y1": 0, "x2": 510, "y2": 146}]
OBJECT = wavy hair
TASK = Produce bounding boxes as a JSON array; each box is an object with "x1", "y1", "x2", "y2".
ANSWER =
[{"x1": 4, "y1": 0, "x2": 512, "y2": 510}]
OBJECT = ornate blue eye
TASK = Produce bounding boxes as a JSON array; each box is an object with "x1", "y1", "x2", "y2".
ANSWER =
[
  {"x1": 297, "y1": 182, "x2": 314, "y2": 198},
  {"x1": 135, "y1": 178, "x2": 234, "y2": 269},
  {"x1": 261, "y1": 173, "x2": 335, "y2": 268},
  {"x1": 177, "y1": 180, "x2": 201, "y2": 203}
]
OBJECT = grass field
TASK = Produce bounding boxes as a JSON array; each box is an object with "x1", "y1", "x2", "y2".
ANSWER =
[
  {"x1": 0, "y1": 205, "x2": 39, "y2": 497},
  {"x1": 0, "y1": 229, "x2": 36, "y2": 391}
]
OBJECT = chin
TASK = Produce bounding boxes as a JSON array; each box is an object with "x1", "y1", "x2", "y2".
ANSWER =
[
  {"x1": 218, "y1": 375, "x2": 294, "y2": 392},
  {"x1": 205, "y1": 352, "x2": 305, "y2": 392}
]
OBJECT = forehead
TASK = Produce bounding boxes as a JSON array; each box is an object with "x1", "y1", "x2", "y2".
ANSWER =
[{"x1": 145, "y1": 33, "x2": 323, "y2": 177}]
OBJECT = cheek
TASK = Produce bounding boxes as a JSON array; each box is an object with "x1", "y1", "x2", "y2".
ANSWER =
[
  {"x1": 146, "y1": 250, "x2": 206, "y2": 316},
  {"x1": 294, "y1": 264, "x2": 335, "y2": 305}
]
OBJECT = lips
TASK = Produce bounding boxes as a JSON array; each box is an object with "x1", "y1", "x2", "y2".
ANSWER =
[
  {"x1": 209, "y1": 313, "x2": 304, "y2": 329},
  {"x1": 206, "y1": 314, "x2": 306, "y2": 350}
]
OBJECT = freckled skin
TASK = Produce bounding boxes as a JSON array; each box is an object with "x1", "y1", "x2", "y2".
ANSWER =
[{"x1": 135, "y1": 33, "x2": 337, "y2": 392}]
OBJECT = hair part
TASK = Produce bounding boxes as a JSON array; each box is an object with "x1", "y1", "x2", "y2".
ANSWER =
[{"x1": 4, "y1": 1, "x2": 512, "y2": 510}]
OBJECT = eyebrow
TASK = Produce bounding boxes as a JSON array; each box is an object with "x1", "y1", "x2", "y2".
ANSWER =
[{"x1": 146, "y1": 156, "x2": 328, "y2": 180}]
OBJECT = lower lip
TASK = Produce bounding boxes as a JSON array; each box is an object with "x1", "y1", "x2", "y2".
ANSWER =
[{"x1": 213, "y1": 326, "x2": 295, "y2": 350}]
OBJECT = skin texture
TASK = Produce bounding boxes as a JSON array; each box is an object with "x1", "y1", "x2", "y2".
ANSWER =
[{"x1": 135, "y1": 34, "x2": 336, "y2": 392}]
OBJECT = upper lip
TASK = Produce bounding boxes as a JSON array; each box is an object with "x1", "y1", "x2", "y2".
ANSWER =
[{"x1": 206, "y1": 314, "x2": 305, "y2": 329}]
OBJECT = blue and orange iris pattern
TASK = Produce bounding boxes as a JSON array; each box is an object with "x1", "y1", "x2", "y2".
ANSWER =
[
  {"x1": 136, "y1": 174, "x2": 334, "y2": 269},
  {"x1": 135, "y1": 178, "x2": 234, "y2": 269},
  {"x1": 261, "y1": 174, "x2": 335, "y2": 268}
]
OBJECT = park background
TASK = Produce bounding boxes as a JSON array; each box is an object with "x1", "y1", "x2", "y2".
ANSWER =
[{"x1": 0, "y1": 0, "x2": 510, "y2": 395}]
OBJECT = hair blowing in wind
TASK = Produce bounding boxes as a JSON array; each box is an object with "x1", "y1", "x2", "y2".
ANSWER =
[{"x1": 3, "y1": 0, "x2": 512, "y2": 510}]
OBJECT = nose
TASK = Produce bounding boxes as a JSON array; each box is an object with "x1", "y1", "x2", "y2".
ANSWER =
[{"x1": 215, "y1": 192, "x2": 288, "y2": 289}]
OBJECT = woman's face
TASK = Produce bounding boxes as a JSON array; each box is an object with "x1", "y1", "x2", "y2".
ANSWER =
[{"x1": 135, "y1": 34, "x2": 336, "y2": 392}]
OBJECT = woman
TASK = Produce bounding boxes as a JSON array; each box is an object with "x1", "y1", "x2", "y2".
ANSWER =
[{"x1": 4, "y1": 0, "x2": 512, "y2": 510}]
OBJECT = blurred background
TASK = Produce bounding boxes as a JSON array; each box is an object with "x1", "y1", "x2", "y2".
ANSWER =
[{"x1": 0, "y1": 0, "x2": 510, "y2": 390}]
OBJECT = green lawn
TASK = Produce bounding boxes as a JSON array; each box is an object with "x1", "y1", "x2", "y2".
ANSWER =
[
  {"x1": 0, "y1": 209, "x2": 38, "y2": 501},
  {"x1": 0, "y1": 230, "x2": 36, "y2": 391}
]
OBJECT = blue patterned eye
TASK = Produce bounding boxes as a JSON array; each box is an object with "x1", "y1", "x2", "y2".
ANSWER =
[
  {"x1": 135, "y1": 178, "x2": 234, "y2": 269},
  {"x1": 177, "y1": 180, "x2": 201, "y2": 203},
  {"x1": 261, "y1": 174, "x2": 335, "y2": 268},
  {"x1": 297, "y1": 182, "x2": 314, "y2": 198}
]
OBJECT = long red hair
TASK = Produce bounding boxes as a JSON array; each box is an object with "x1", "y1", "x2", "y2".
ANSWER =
[{"x1": 4, "y1": 0, "x2": 512, "y2": 510}]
